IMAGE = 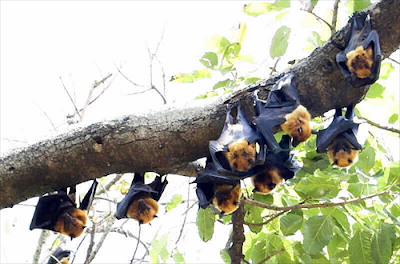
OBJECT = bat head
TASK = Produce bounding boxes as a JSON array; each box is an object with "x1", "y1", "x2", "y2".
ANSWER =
[
  {"x1": 252, "y1": 166, "x2": 283, "y2": 194},
  {"x1": 212, "y1": 184, "x2": 240, "y2": 215},
  {"x1": 127, "y1": 197, "x2": 159, "y2": 225},
  {"x1": 67, "y1": 216, "x2": 86, "y2": 239},
  {"x1": 328, "y1": 148, "x2": 359, "y2": 167},
  {"x1": 346, "y1": 45, "x2": 374, "y2": 79},
  {"x1": 224, "y1": 140, "x2": 257, "y2": 172},
  {"x1": 281, "y1": 105, "x2": 312, "y2": 146}
]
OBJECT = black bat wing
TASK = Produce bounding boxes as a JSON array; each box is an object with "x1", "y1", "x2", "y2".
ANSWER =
[
  {"x1": 264, "y1": 73, "x2": 300, "y2": 108},
  {"x1": 47, "y1": 247, "x2": 71, "y2": 264},
  {"x1": 148, "y1": 176, "x2": 168, "y2": 201},
  {"x1": 30, "y1": 193, "x2": 75, "y2": 231},
  {"x1": 115, "y1": 179, "x2": 157, "y2": 219},
  {"x1": 336, "y1": 12, "x2": 382, "y2": 87},
  {"x1": 210, "y1": 104, "x2": 266, "y2": 175},
  {"x1": 316, "y1": 116, "x2": 360, "y2": 153},
  {"x1": 79, "y1": 180, "x2": 98, "y2": 211},
  {"x1": 195, "y1": 181, "x2": 214, "y2": 209}
]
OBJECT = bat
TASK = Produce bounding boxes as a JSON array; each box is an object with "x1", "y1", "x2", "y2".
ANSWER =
[
  {"x1": 336, "y1": 11, "x2": 381, "y2": 87},
  {"x1": 30, "y1": 180, "x2": 98, "y2": 239},
  {"x1": 252, "y1": 73, "x2": 311, "y2": 153},
  {"x1": 116, "y1": 173, "x2": 168, "y2": 225},
  {"x1": 47, "y1": 247, "x2": 71, "y2": 264},
  {"x1": 252, "y1": 135, "x2": 302, "y2": 194},
  {"x1": 209, "y1": 103, "x2": 266, "y2": 176},
  {"x1": 316, "y1": 104, "x2": 362, "y2": 167},
  {"x1": 193, "y1": 159, "x2": 241, "y2": 217}
]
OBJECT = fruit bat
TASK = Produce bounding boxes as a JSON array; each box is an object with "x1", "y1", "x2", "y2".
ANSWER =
[
  {"x1": 316, "y1": 105, "x2": 362, "y2": 167},
  {"x1": 193, "y1": 159, "x2": 241, "y2": 217},
  {"x1": 30, "y1": 180, "x2": 98, "y2": 239},
  {"x1": 252, "y1": 73, "x2": 311, "y2": 153},
  {"x1": 209, "y1": 103, "x2": 266, "y2": 176},
  {"x1": 47, "y1": 247, "x2": 71, "y2": 264},
  {"x1": 336, "y1": 11, "x2": 381, "y2": 87},
  {"x1": 116, "y1": 173, "x2": 168, "y2": 225},
  {"x1": 252, "y1": 135, "x2": 302, "y2": 193}
]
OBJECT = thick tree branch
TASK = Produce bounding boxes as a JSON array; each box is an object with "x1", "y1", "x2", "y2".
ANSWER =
[{"x1": 0, "y1": 0, "x2": 399, "y2": 209}]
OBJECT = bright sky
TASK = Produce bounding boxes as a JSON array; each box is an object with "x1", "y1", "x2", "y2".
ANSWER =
[{"x1": 1, "y1": 1, "x2": 399, "y2": 264}]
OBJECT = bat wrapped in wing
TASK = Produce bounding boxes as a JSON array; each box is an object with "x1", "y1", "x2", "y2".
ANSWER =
[
  {"x1": 30, "y1": 180, "x2": 98, "y2": 239},
  {"x1": 316, "y1": 104, "x2": 362, "y2": 167},
  {"x1": 336, "y1": 11, "x2": 381, "y2": 87},
  {"x1": 252, "y1": 73, "x2": 311, "y2": 153},
  {"x1": 116, "y1": 173, "x2": 168, "y2": 225},
  {"x1": 209, "y1": 103, "x2": 266, "y2": 176},
  {"x1": 47, "y1": 247, "x2": 71, "y2": 264}
]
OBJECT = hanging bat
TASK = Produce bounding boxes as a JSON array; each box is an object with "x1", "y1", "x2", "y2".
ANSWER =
[
  {"x1": 316, "y1": 104, "x2": 362, "y2": 167},
  {"x1": 209, "y1": 103, "x2": 266, "y2": 176},
  {"x1": 336, "y1": 11, "x2": 381, "y2": 87},
  {"x1": 116, "y1": 173, "x2": 168, "y2": 225},
  {"x1": 252, "y1": 135, "x2": 302, "y2": 193},
  {"x1": 47, "y1": 247, "x2": 71, "y2": 264},
  {"x1": 193, "y1": 159, "x2": 241, "y2": 217},
  {"x1": 30, "y1": 180, "x2": 98, "y2": 239},
  {"x1": 252, "y1": 73, "x2": 311, "y2": 153}
]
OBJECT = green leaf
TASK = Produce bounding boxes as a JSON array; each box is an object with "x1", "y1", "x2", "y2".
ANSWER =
[
  {"x1": 222, "y1": 214, "x2": 232, "y2": 224},
  {"x1": 173, "y1": 252, "x2": 185, "y2": 264},
  {"x1": 149, "y1": 234, "x2": 169, "y2": 264},
  {"x1": 347, "y1": 0, "x2": 371, "y2": 15},
  {"x1": 371, "y1": 223, "x2": 394, "y2": 264},
  {"x1": 253, "y1": 192, "x2": 273, "y2": 204},
  {"x1": 303, "y1": 215, "x2": 333, "y2": 254},
  {"x1": 275, "y1": 10, "x2": 290, "y2": 20},
  {"x1": 348, "y1": 230, "x2": 373, "y2": 264},
  {"x1": 321, "y1": 207, "x2": 350, "y2": 234},
  {"x1": 327, "y1": 234, "x2": 347, "y2": 258},
  {"x1": 166, "y1": 194, "x2": 182, "y2": 211},
  {"x1": 244, "y1": 0, "x2": 290, "y2": 17},
  {"x1": 244, "y1": 77, "x2": 261, "y2": 85},
  {"x1": 251, "y1": 234, "x2": 286, "y2": 263},
  {"x1": 306, "y1": 31, "x2": 323, "y2": 50},
  {"x1": 270, "y1": 26, "x2": 291, "y2": 58},
  {"x1": 200, "y1": 52, "x2": 218, "y2": 69},
  {"x1": 388, "y1": 114, "x2": 398, "y2": 124},
  {"x1": 193, "y1": 69, "x2": 212, "y2": 79},
  {"x1": 294, "y1": 171, "x2": 341, "y2": 199},
  {"x1": 355, "y1": 146, "x2": 376, "y2": 174},
  {"x1": 244, "y1": 204, "x2": 263, "y2": 233},
  {"x1": 280, "y1": 212, "x2": 303, "y2": 236},
  {"x1": 213, "y1": 79, "x2": 236, "y2": 90},
  {"x1": 379, "y1": 62, "x2": 394, "y2": 80},
  {"x1": 205, "y1": 36, "x2": 231, "y2": 54},
  {"x1": 170, "y1": 73, "x2": 195, "y2": 83},
  {"x1": 196, "y1": 207, "x2": 215, "y2": 241},
  {"x1": 220, "y1": 249, "x2": 231, "y2": 264},
  {"x1": 366, "y1": 83, "x2": 385, "y2": 99},
  {"x1": 223, "y1": 42, "x2": 241, "y2": 64}
]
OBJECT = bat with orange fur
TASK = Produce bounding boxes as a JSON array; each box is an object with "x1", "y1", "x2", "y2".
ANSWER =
[
  {"x1": 252, "y1": 73, "x2": 311, "y2": 152},
  {"x1": 209, "y1": 103, "x2": 266, "y2": 176},
  {"x1": 116, "y1": 173, "x2": 167, "y2": 225},
  {"x1": 336, "y1": 11, "x2": 381, "y2": 87},
  {"x1": 47, "y1": 247, "x2": 71, "y2": 264},
  {"x1": 30, "y1": 180, "x2": 98, "y2": 239},
  {"x1": 316, "y1": 105, "x2": 362, "y2": 167}
]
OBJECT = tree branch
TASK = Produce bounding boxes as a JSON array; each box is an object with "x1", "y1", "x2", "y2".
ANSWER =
[
  {"x1": 358, "y1": 115, "x2": 400, "y2": 134},
  {"x1": 227, "y1": 202, "x2": 245, "y2": 264},
  {"x1": 0, "y1": 0, "x2": 399, "y2": 208}
]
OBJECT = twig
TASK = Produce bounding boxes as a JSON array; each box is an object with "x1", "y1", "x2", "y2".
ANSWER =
[
  {"x1": 34, "y1": 103, "x2": 57, "y2": 131},
  {"x1": 241, "y1": 256, "x2": 251, "y2": 264},
  {"x1": 387, "y1": 57, "x2": 400, "y2": 65},
  {"x1": 256, "y1": 248, "x2": 285, "y2": 264},
  {"x1": 107, "y1": 227, "x2": 150, "y2": 252},
  {"x1": 358, "y1": 115, "x2": 400, "y2": 134},
  {"x1": 79, "y1": 73, "x2": 112, "y2": 123},
  {"x1": 32, "y1": 230, "x2": 50, "y2": 264},
  {"x1": 94, "y1": 196, "x2": 117, "y2": 203},
  {"x1": 71, "y1": 233, "x2": 89, "y2": 264},
  {"x1": 60, "y1": 77, "x2": 81, "y2": 118},
  {"x1": 331, "y1": 0, "x2": 340, "y2": 34},
  {"x1": 114, "y1": 64, "x2": 148, "y2": 88},
  {"x1": 154, "y1": 55, "x2": 167, "y2": 101},
  {"x1": 175, "y1": 178, "x2": 191, "y2": 244},
  {"x1": 301, "y1": 9, "x2": 332, "y2": 31},
  {"x1": 244, "y1": 211, "x2": 286, "y2": 226},
  {"x1": 242, "y1": 191, "x2": 390, "y2": 211},
  {"x1": 269, "y1": 58, "x2": 281, "y2": 75},
  {"x1": 86, "y1": 218, "x2": 115, "y2": 264},
  {"x1": 96, "y1": 173, "x2": 124, "y2": 195},
  {"x1": 130, "y1": 223, "x2": 142, "y2": 264},
  {"x1": 84, "y1": 219, "x2": 97, "y2": 264},
  {"x1": 227, "y1": 202, "x2": 246, "y2": 264}
]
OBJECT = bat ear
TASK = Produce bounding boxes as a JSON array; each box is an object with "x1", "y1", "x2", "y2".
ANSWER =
[
  {"x1": 153, "y1": 215, "x2": 158, "y2": 218},
  {"x1": 311, "y1": 129, "x2": 318, "y2": 135},
  {"x1": 252, "y1": 188, "x2": 258, "y2": 193},
  {"x1": 219, "y1": 211, "x2": 225, "y2": 219}
]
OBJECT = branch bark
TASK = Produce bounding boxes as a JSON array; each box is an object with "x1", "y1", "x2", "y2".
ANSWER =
[{"x1": 0, "y1": 0, "x2": 399, "y2": 209}]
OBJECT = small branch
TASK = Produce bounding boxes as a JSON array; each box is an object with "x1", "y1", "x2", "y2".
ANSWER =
[
  {"x1": 269, "y1": 58, "x2": 281, "y2": 75},
  {"x1": 256, "y1": 249, "x2": 285, "y2": 264},
  {"x1": 96, "y1": 173, "x2": 123, "y2": 195},
  {"x1": 301, "y1": 9, "x2": 333, "y2": 31},
  {"x1": 32, "y1": 230, "x2": 50, "y2": 264},
  {"x1": 34, "y1": 103, "x2": 57, "y2": 131},
  {"x1": 227, "y1": 202, "x2": 246, "y2": 264},
  {"x1": 84, "y1": 219, "x2": 97, "y2": 264},
  {"x1": 79, "y1": 74, "x2": 112, "y2": 123},
  {"x1": 331, "y1": 0, "x2": 340, "y2": 34},
  {"x1": 387, "y1": 57, "x2": 400, "y2": 65},
  {"x1": 87, "y1": 218, "x2": 115, "y2": 264},
  {"x1": 71, "y1": 233, "x2": 89, "y2": 264},
  {"x1": 358, "y1": 115, "x2": 400, "y2": 134},
  {"x1": 59, "y1": 77, "x2": 81, "y2": 118},
  {"x1": 242, "y1": 191, "x2": 390, "y2": 211},
  {"x1": 114, "y1": 65, "x2": 148, "y2": 88},
  {"x1": 244, "y1": 211, "x2": 286, "y2": 226},
  {"x1": 175, "y1": 178, "x2": 191, "y2": 244}
]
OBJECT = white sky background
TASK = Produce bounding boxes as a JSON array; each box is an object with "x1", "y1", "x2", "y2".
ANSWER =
[{"x1": 1, "y1": 1, "x2": 399, "y2": 264}]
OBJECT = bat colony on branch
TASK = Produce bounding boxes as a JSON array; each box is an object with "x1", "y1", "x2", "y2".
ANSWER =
[{"x1": 29, "y1": 11, "x2": 381, "y2": 263}]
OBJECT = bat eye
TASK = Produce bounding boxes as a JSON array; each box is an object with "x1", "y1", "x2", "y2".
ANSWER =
[
  {"x1": 268, "y1": 183, "x2": 276, "y2": 189},
  {"x1": 82, "y1": 225, "x2": 87, "y2": 229},
  {"x1": 252, "y1": 188, "x2": 258, "y2": 193},
  {"x1": 333, "y1": 160, "x2": 338, "y2": 166},
  {"x1": 233, "y1": 201, "x2": 238, "y2": 205},
  {"x1": 348, "y1": 159, "x2": 353, "y2": 164},
  {"x1": 139, "y1": 220, "x2": 143, "y2": 225},
  {"x1": 297, "y1": 127, "x2": 303, "y2": 134}
]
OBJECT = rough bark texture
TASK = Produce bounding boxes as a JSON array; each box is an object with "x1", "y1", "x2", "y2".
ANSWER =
[{"x1": 1, "y1": 0, "x2": 399, "y2": 209}]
